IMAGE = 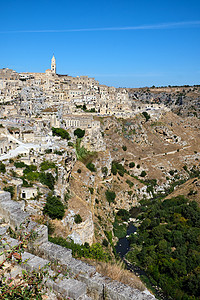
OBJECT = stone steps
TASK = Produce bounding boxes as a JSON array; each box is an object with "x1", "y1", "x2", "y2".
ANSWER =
[
  {"x1": 39, "y1": 241, "x2": 72, "y2": 264},
  {"x1": 0, "y1": 231, "x2": 87, "y2": 299}
]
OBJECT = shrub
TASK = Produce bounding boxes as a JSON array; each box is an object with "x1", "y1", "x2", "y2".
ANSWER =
[
  {"x1": 136, "y1": 164, "x2": 140, "y2": 169},
  {"x1": 142, "y1": 111, "x2": 150, "y2": 122},
  {"x1": 74, "y1": 214, "x2": 82, "y2": 224},
  {"x1": 111, "y1": 163, "x2": 117, "y2": 175},
  {"x1": 77, "y1": 168, "x2": 81, "y2": 173},
  {"x1": 126, "y1": 179, "x2": 134, "y2": 188},
  {"x1": 117, "y1": 209, "x2": 130, "y2": 221},
  {"x1": 23, "y1": 165, "x2": 37, "y2": 174},
  {"x1": 86, "y1": 162, "x2": 96, "y2": 172},
  {"x1": 140, "y1": 171, "x2": 147, "y2": 177},
  {"x1": 111, "y1": 161, "x2": 126, "y2": 177},
  {"x1": 169, "y1": 170, "x2": 175, "y2": 176},
  {"x1": 44, "y1": 148, "x2": 52, "y2": 153},
  {"x1": 122, "y1": 145, "x2": 127, "y2": 151},
  {"x1": 52, "y1": 127, "x2": 71, "y2": 140},
  {"x1": 14, "y1": 161, "x2": 26, "y2": 168},
  {"x1": 0, "y1": 162, "x2": 6, "y2": 173},
  {"x1": 43, "y1": 193, "x2": 65, "y2": 219},
  {"x1": 49, "y1": 236, "x2": 110, "y2": 262},
  {"x1": 23, "y1": 171, "x2": 39, "y2": 182},
  {"x1": 40, "y1": 160, "x2": 55, "y2": 171},
  {"x1": 74, "y1": 128, "x2": 85, "y2": 138},
  {"x1": 105, "y1": 190, "x2": 116, "y2": 204},
  {"x1": 54, "y1": 150, "x2": 64, "y2": 155},
  {"x1": 68, "y1": 141, "x2": 74, "y2": 147},
  {"x1": 129, "y1": 162, "x2": 135, "y2": 168},
  {"x1": 102, "y1": 166, "x2": 108, "y2": 177}
]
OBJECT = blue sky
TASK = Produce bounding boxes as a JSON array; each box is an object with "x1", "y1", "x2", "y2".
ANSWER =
[{"x1": 0, "y1": 0, "x2": 200, "y2": 87}]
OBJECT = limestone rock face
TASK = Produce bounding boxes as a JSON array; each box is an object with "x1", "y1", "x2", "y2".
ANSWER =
[
  {"x1": 82, "y1": 128, "x2": 106, "y2": 152},
  {"x1": 63, "y1": 210, "x2": 94, "y2": 245}
]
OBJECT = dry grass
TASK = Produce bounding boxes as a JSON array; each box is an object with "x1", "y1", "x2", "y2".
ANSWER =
[{"x1": 83, "y1": 259, "x2": 145, "y2": 291}]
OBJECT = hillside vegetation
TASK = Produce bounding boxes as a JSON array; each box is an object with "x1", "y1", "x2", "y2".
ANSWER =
[{"x1": 127, "y1": 195, "x2": 200, "y2": 300}]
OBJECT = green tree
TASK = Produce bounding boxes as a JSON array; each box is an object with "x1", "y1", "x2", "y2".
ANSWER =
[
  {"x1": 39, "y1": 172, "x2": 55, "y2": 190},
  {"x1": 140, "y1": 170, "x2": 147, "y2": 177},
  {"x1": 111, "y1": 163, "x2": 117, "y2": 175},
  {"x1": 101, "y1": 166, "x2": 108, "y2": 177},
  {"x1": 52, "y1": 127, "x2": 71, "y2": 140},
  {"x1": 40, "y1": 160, "x2": 56, "y2": 171},
  {"x1": 43, "y1": 193, "x2": 65, "y2": 219},
  {"x1": 74, "y1": 128, "x2": 85, "y2": 138},
  {"x1": 142, "y1": 111, "x2": 150, "y2": 122},
  {"x1": 105, "y1": 190, "x2": 116, "y2": 204},
  {"x1": 86, "y1": 162, "x2": 96, "y2": 172},
  {"x1": 74, "y1": 214, "x2": 82, "y2": 224},
  {"x1": 129, "y1": 162, "x2": 135, "y2": 168}
]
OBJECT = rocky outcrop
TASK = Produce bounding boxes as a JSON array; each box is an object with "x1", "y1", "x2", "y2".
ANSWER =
[
  {"x1": 62, "y1": 210, "x2": 94, "y2": 245},
  {"x1": 82, "y1": 128, "x2": 106, "y2": 152}
]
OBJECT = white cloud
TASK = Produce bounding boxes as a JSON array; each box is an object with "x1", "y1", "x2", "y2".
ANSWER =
[{"x1": 1, "y1": 21, "x2": 200, "y2": 34}]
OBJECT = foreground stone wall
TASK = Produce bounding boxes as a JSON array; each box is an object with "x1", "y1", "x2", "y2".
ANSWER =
[{"x1": 0, "y1": 191, "x2": 155, "y2": 300}]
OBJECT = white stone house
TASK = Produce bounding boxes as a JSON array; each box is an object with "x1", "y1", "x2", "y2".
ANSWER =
[{"x1": 20, "y1": 187, "x2": 38, "y2": 200}]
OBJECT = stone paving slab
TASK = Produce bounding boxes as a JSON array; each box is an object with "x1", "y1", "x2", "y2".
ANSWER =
[
  {"x1": 54, "y1": 277, "x2": 87, "y2": 299},
  {"x1": 21, "y1": 251, "x2": 49, "y2": 271},
  {"x1": 39, "y1": 242, "x2": 72, "y2": 263},
  {"x1": 9, "y1": 210, "x2": 30, "y2": 229},
  {"x1": 0, "y1": 200, "x2": 21, "y2": 216},
  {"x1": 67, "y1": 259, "x2": 96, "y2": 276},
  {"x1": 78, "y1": 272, "x2": 107, "y2": 299},
  {"x1": 105, "y1": 280, "x2": 142, "y2": 300}
]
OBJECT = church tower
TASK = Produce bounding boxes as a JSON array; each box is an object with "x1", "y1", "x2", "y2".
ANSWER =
[{"x1": 51, "y1": 54, "x2": 56, "y2": 74}]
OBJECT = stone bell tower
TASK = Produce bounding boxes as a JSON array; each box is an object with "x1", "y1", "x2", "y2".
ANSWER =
[{"x1": 51, "y1": 54, "x2": 56, "y2": 74}]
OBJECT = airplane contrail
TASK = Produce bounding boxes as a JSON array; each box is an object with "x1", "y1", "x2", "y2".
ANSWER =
[{"x1": 0, "y1": 21, "x2": 200, "y2": 34}]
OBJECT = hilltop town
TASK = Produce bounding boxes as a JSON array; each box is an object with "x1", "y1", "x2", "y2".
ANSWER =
[{"x1": 0, "y1": 56, "x2": 200, "y2": 299}]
